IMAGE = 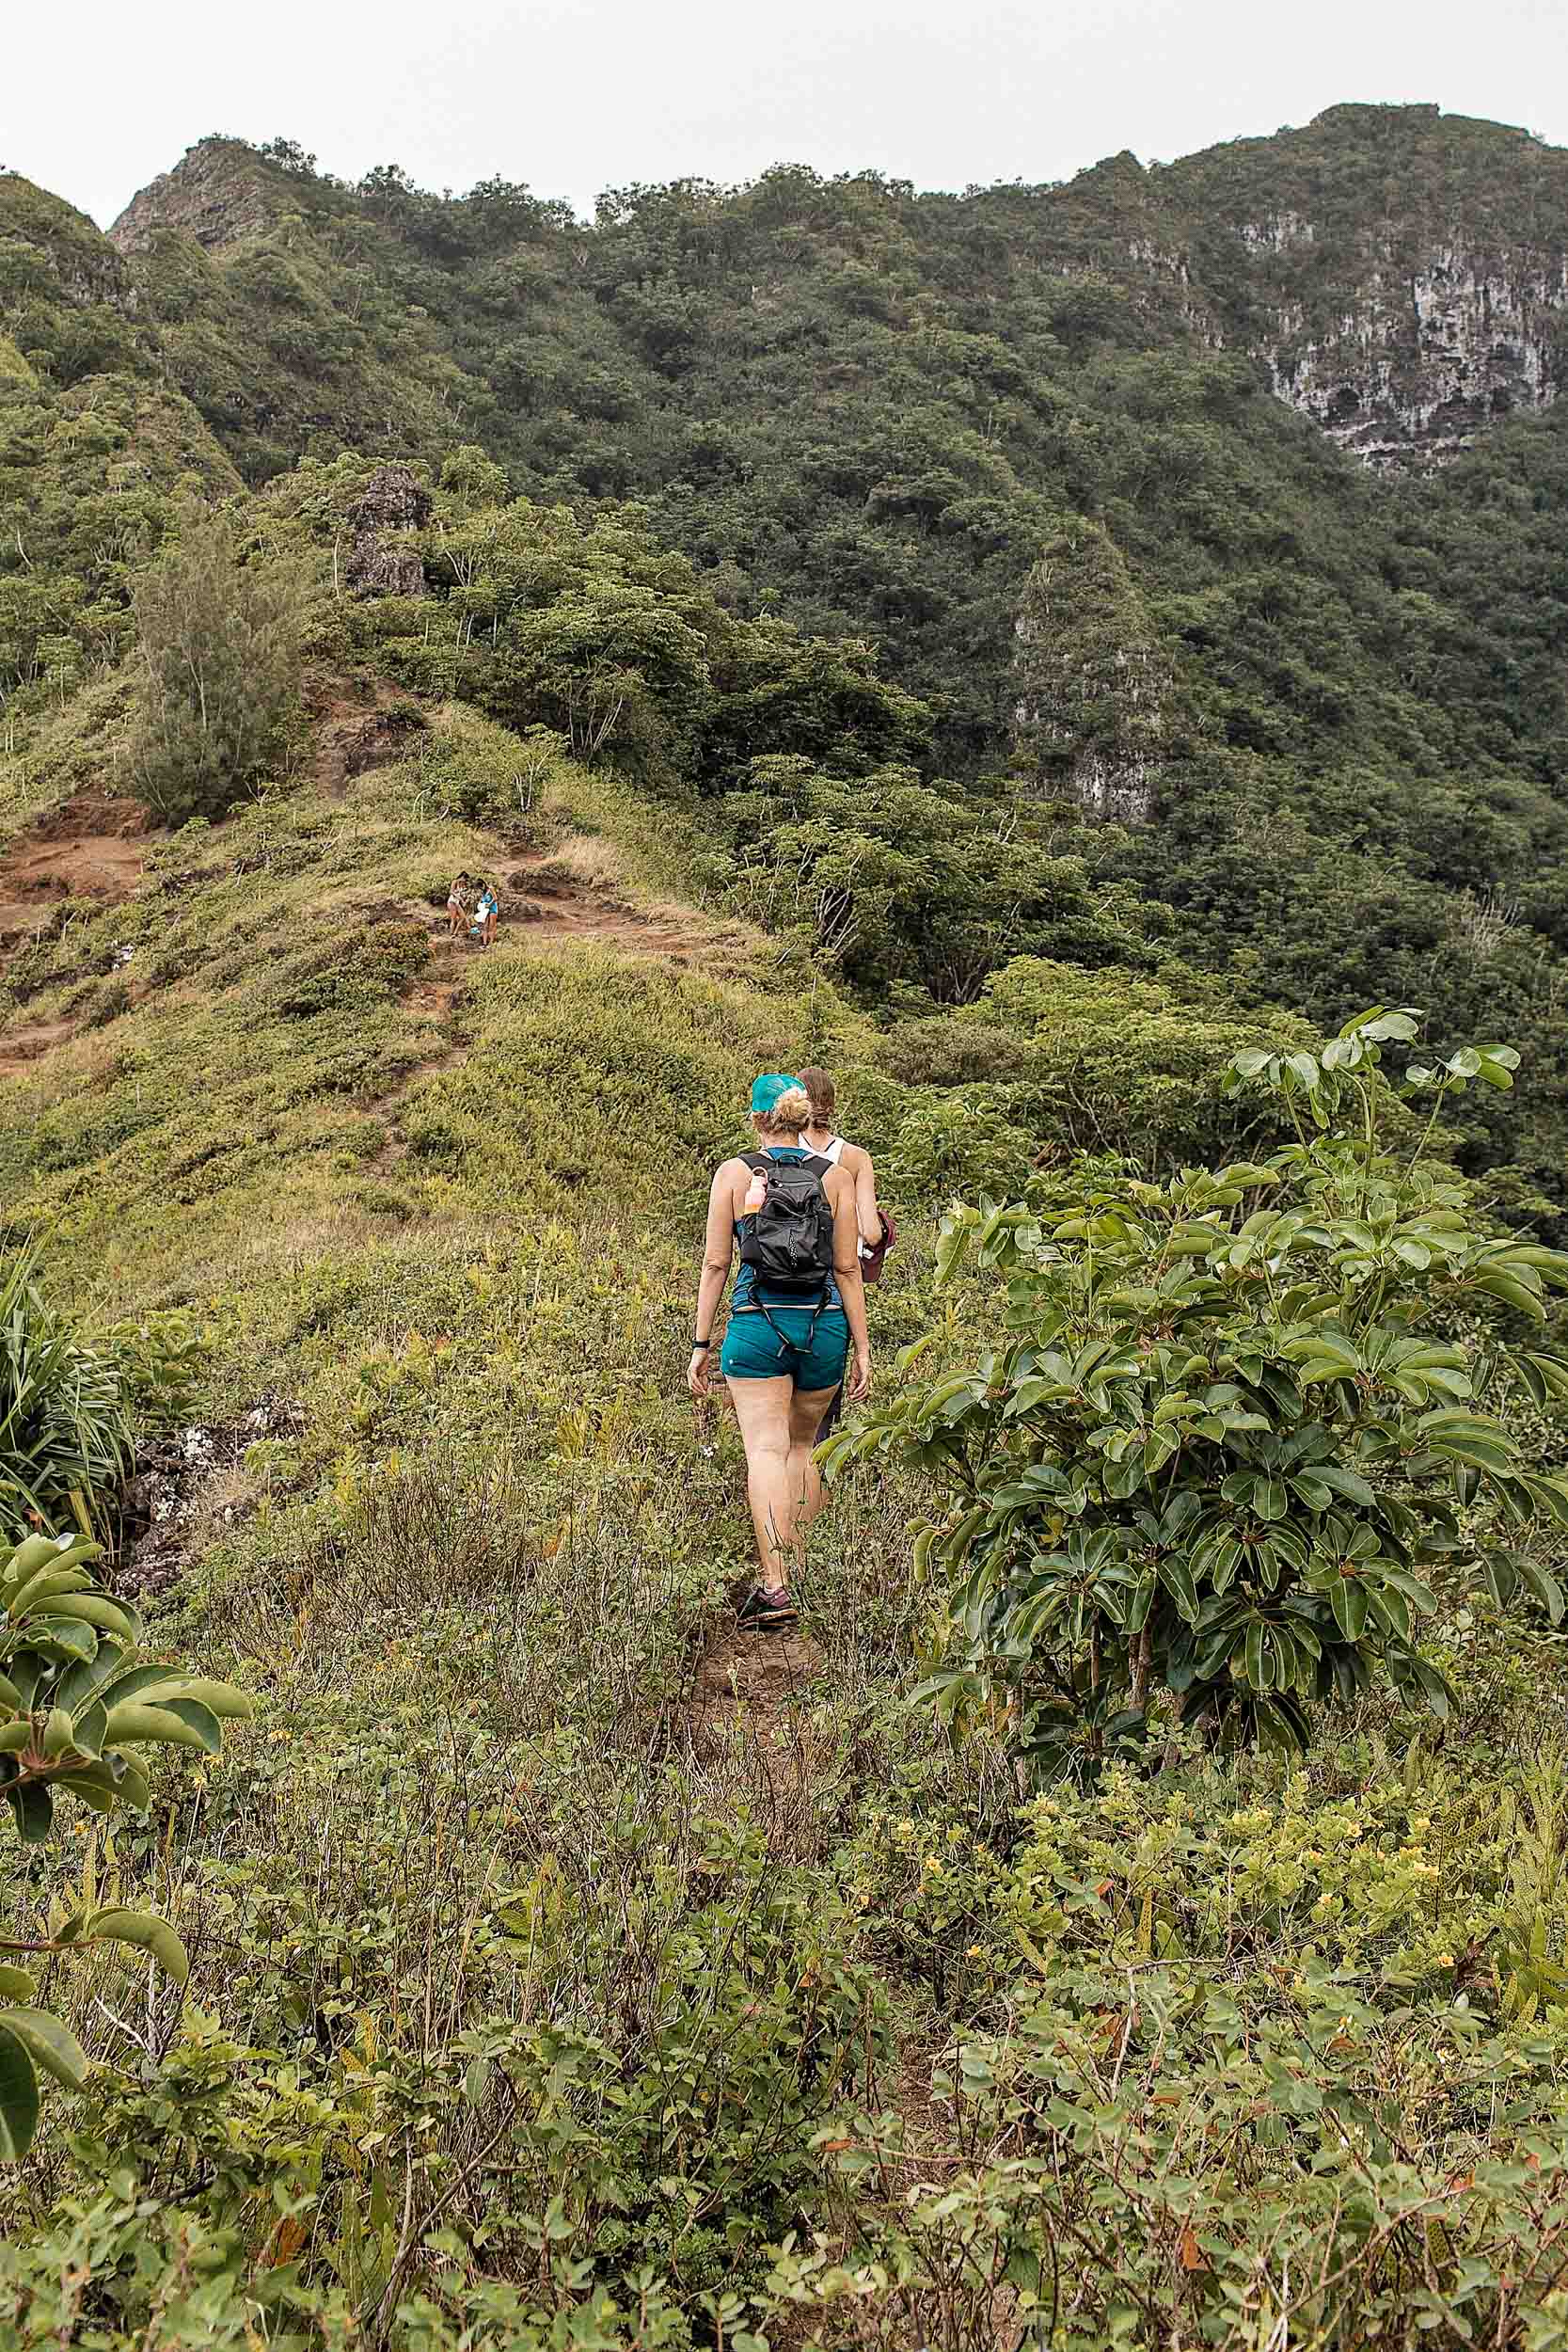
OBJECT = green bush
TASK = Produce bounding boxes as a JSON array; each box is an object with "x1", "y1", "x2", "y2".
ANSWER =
[
  {"x1": 782, "y1": 1823, "x2": 1568, "y2": 2350},
  {"x1": 830, "y1": 1009, "x2": 1568, "y2": 1775},
  {"x1": 0, "y1": 1268, "x2": 204, "y2": 1538},
  {"x1": 128, "y1": 514, "x2": 308, "y2": 824},
  {"x1": 887, "y1": 1087, "x2": 1038, "y2": 1208},
  {"x1": 97, "y1": 1309, "x2": 205, "y2": 1429},
  {"x1": 725, "y1": 758, "x2": 1148, "y2": 1001},
  {"x1": 0, "y1": 1526, "x2": 253, "y2": 2157},
  {"x1": 890, "y1": 956, "x2": 1322, "y2": 1173}
]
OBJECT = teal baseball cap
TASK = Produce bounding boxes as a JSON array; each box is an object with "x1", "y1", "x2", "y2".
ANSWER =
[{"x1": 750, "y1": 1072, "x2": 801, "y2": 1115}]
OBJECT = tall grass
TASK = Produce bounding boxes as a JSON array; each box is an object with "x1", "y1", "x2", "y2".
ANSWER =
[{"x1": 0, "y1": 1254, "x2": 133, "y2": 1536}]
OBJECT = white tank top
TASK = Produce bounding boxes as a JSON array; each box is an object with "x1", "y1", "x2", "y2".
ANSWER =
[{"x1": 809, "y1": 1131, "x2": 876, "y2": 1256}]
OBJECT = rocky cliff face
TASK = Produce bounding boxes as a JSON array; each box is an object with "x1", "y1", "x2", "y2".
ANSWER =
[
  {"x1": 110, "y1": 140, "x2": 280, "y2": 255},
  {"x1": 343, "y1": 465, "x2": 431, "y2": 597},
  {"x1": 1249, "y1": 232, "x2": 1566, "y2": 466},
  {"x1": 1145, "y1": 106, "x2": 1568, "y2": 467},
  {"x1": 1011, "y1": 523, "x2": 1178, "y2": 822}
]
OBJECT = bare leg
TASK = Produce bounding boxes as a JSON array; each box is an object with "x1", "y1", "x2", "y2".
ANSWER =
[
  {"x1": 728, "y1": 1375, "x2": 799, "y2": 1591},
  {"x1": 787, "y1": 1385, "x2": 838, "y2": 1542}
]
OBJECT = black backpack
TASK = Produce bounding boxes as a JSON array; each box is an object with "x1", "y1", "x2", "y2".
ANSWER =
[{"x1": 738, "y1": 1152, "x2": 835, "y2": 1300}]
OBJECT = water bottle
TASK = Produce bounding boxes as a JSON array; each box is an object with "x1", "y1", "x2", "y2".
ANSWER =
[{"x1": 744, "y1": 1168, "x2": 767, "y2": 1215}]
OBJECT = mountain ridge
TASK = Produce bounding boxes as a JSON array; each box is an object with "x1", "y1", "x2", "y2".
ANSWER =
[{"x1": 100, "y1": 102, "x2": 1568, "y2": 468}]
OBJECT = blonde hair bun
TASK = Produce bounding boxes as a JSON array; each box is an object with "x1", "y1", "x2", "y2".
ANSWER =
[{"x1": 752, "y1": 1084, "x2": 812, "y2": 1136}]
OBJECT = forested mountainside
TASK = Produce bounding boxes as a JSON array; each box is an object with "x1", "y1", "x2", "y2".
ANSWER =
[{"x1": 8, "y1": 100, "x2": 1568, "y2": 1223}]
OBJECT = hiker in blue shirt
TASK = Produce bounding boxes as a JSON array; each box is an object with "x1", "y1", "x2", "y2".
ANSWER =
[
  {"x1": 689, "y1": 1073, "x2": 870, "y2": 1631},
  {"x1": 468, "y1": 881, "x2": 499, "y2": 946}
]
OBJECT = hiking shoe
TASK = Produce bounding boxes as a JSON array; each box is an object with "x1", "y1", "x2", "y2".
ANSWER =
[{"x1": 736, "y1": 1586, "x2": 798, "y2": 1632}]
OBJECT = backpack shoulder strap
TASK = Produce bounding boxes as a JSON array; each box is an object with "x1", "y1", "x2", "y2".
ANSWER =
[
  {"x1": 738, "y1": 1151, "x2": 768, "y2": 1175},
  {"x1": 798, "y1": 1153, "x2": 833, "y2": 1179}
]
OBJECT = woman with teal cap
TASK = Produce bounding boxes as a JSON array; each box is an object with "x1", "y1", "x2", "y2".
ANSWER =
[{"x1": 689, "y1": 1073, "x2": 871, "y2": 1630}]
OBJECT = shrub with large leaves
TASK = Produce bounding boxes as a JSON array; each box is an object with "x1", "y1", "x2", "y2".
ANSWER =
[
  {"x1": 828, "y1": 1009, "x2": 1568, "y2": 1777},
  {"x1": 0, "y1": 1529, "x2": 253, "y2": 2156}
]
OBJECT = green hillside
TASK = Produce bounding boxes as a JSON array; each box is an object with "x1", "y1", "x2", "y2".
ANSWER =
[
  {"x1": 6, "y1": 101, "x2": 1568, "y2": 2349},
  {"x1": 8, "y1": 104, "x2": 1568, "y2": 1207}
]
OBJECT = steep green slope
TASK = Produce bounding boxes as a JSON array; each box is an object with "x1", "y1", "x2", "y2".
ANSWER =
[
  {"x1": 0, "y1": 702, "x2": 933, "y2": 2337},
  {"x1": 87, "y1": 107, "x2": 1568, "y2": 769},
  {"x1": 0, "y1": 180, "x2": 241, "y2": 711}
]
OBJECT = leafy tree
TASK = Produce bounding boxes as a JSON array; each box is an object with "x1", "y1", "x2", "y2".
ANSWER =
[
  {"x1": 697, "y1": 627, "x2": 933, "y2": 788},
  {"x1": 128, "y1": 514, "x2": 307, "y2": 821},
  {"x1": 890, "y1": 956, "x2": 1311, "y2": 1170},
  {"x1": 0, "y1": 1528, "x2": 252, "y2": 2155},
  {"x1": 438, "y1": 441, "x2": 509, "y2": 515},
  {"x1": 356, "y1": 491, "x2": 931, "y2": 797},
  {"x1": 830, "y1": 1010, "x2": 1568, "y2": 1779},
  {"x1": 725, "y1": 759, "x2": 1148, "y2": 1001},
  {"x1": 256, "y1": 138, "x2": 318, "y2": 176}
]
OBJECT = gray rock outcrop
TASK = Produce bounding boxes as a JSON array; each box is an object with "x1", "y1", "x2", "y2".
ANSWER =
[
  {"x1": 343, "y1": 467, "x2": 432, "y2": 598},
  {"x1": 1257, "y1": 236, "x2": 1565, "y2": 465},
  {"x1": 110, "y1": 138, "x2": 277, "y2": 255}
]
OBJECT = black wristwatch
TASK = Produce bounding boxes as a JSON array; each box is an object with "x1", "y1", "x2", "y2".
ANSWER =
[{"x1": 691, "y1": 1338, "x2": 711, "y2": 1350}]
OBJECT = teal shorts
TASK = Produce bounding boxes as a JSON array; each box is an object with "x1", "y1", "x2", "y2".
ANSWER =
[{"x1": 721, "y1": 1307, "x2": 848, "y2": 1391}]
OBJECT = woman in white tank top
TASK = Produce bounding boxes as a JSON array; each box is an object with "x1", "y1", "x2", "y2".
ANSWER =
[{"x1": 798, "y1": 1068, "x2": 879, "y2": 1253}]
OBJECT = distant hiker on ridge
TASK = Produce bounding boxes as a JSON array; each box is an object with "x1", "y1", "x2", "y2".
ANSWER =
[
  {"x1": 446, "y1": 872, "x2": 473, "y2": 940},
  {"x1": 688, "y1": 1073, "x2": 870, "y2": 1632},
  {"x1": 469, "y1": 879, "x2": 499, "y2": 947}
]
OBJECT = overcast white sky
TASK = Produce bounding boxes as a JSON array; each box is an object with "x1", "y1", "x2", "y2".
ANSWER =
[{"x1": 9, "y1": 0, "x2": 1568, "y2": 229}]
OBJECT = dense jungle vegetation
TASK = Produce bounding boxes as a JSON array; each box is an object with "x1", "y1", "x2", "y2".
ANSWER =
[{"x1": 5, "y1": 96, "x2": 1568, "y2": 2350}]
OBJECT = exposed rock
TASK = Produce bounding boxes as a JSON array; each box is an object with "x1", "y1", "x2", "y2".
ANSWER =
[
  {"x1": 343, "y1": 465, "x2": 432, "y2": 599},
  {"x1": 1250, "y1": 238, "x2": 1568, "y2": 465},
  {"x1": 1122, "y1": 105, "x2": 1568, "y2": 469},
  {"x1": 1238, "y1": 211, "x2": 1317, "y2": 254},
  {"x1": 116, "y1": 1393, "x2": 304, "y2": 1598},
  {"x1": 109, "y1": 138, "x2": 277, "y2": 256},
  {"x1": 341, "y1": 705, "x2": 427, "y2": 777},
  {"x1": 344, "y1": 541, "x2": 427, "y2": 598},
  {"x1": 347, "y1": 466, "x2": 434, "y2": 534},
  {"x1": 1012, "y1": 521, "x2": 1176, "y2": 821},
  {"x1": 1055, "y1": 745, "x2": 1160, "y2": 825}
]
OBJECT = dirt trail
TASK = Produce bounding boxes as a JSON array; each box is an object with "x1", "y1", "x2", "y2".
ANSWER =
[
  {"x1": 686, "y1": 1618, "x2": 830, "y2": 1844},
  {"x1": 0, "y1": 688, "x2": 717, "y2": 1120},
  {"x1": 0, "y1": 791, "x2": 154, "y2": 957},
  {"x1": 0, "y1": 1017, "x2": 77, "y2": 1081},
  {"x1": 363, "y1": 842, "x2": 708, "y2": 1162},
  {"x1": 503, "y1": 849, "x2": 698, "y2": 964}
]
